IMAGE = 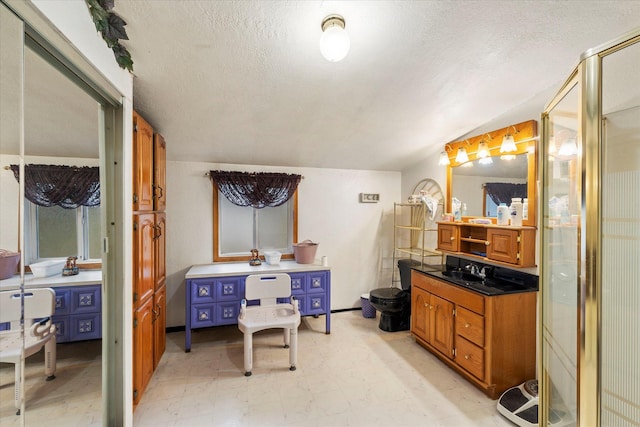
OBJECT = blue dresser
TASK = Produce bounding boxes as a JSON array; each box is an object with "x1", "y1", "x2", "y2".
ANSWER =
[{"x1": 184, "y1": 261, "x2": 331, "y2": 352}]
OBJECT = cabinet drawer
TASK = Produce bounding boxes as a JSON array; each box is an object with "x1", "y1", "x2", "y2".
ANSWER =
[
  {"x1": 289, "y1": 273, "x2": 305, "y2": 294},
  {"x1": 215, "y1": 276, "x2": 244, "y2": 301},
  {"x1": 190, "y1": 279, "x2": 216, "y2": 303},
  {"x1": 70, "y1": 286, "x2": 101, "y2": 313},
  {"x1": 438, "y1": 224, "x2": 459, "y2": 252},
  {"x1": 306, "y1": 272, "x2": 328, "y2": 294},
  {"x1": 456, "y1": 306, "x2": 484, "y2": 347},
  {"x1": 456, "y1": 336, "x2": 484, "y2": 381},
  {"x1": 54, "y1": 289, "x2": 71, "y2": 315},
  {"x1": 215, "y1": 302, "x2": 240, "y2": 325},
  {"x1": 191, "y1": 304, "x2": 216, "y2": 328},
  {"x1": 304, "y1": 294, "x2": 326, "y2": 315},
  {"x1": 52, "y1": 316, "x2": 70, "y2": 343},
  {"x1": 70, "y1": 312, "x2": 101, "y2": 341}
]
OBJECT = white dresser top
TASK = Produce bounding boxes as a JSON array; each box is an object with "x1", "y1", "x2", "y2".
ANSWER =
[
  {"x1": 185, "y1": 260, "x2": 330, "y2": 279},
  {"x1": 0, "y1": 270, "x2": 102, "y2": 291}
]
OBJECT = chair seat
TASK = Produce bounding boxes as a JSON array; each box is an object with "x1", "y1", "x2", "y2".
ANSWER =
[
  {"x1": 238, "y1": 304, "x2": 300, "y2": 334},
  {"x1": 0, "y1": 330, "x2": 53, "y2": 362}
]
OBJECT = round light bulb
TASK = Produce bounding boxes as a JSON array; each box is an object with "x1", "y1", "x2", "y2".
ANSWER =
[{"x1": 320, "y1": 16, "x2": 350, "y2": 62}]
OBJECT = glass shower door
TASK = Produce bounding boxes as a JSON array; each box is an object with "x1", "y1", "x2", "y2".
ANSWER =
[{"x1": 541, "y1": 75, "x2": 581, "y2": 426}]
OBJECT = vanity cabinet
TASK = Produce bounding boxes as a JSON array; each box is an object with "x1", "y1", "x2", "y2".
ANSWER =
[
  {"x1": 411, "y1": 270, "x2": 536, "y2": 399},
  {"x1": 437, "y1": 222, "x2": 536, "y2": 267},
  {"x1": 184, "y1": 262, "x2": 331, "y2": 352},
  {"x1": 52, "y1": 285, "x2": 102, "y2": 343}
]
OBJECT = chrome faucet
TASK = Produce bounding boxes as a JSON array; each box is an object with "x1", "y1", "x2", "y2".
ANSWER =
[{"x1": 465, "y1": 263, "x2": 489, "y2": 279}]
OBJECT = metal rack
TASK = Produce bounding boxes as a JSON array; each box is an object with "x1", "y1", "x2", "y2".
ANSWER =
[{"x1": 391, "y1": 201, "x2": 443, "y2": 287}]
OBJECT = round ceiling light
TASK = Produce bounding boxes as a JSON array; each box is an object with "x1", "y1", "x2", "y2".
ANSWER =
[{"x1": 319, "y1": 15, "x2": 350, "y2": 62}]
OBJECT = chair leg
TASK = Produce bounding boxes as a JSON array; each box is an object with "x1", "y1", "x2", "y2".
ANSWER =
[
  {"x1": 14, "y1": 363, "x2": 21, "y2": 413},
  {"x1": 44, "y1": 337, "x2": 57, "y2": 381},
  {"x1": 289, "y1": 327, "x2": 298, "y2": 371},
  {"x1": 283, "y1": 327, "x2": 290, "y2": 349},
  {"x1": 244, "y1": 331, "x2": 253, "y2": 376}
]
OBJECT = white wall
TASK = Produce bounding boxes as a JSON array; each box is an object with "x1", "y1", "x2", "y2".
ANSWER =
[{"x1": 165, "y1": 160, "x2": 401, "y2": 327}]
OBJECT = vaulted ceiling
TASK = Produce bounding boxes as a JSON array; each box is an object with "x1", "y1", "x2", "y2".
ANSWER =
[{"x1": 113, "y1": 1, "x2": 640, "y2": 171}]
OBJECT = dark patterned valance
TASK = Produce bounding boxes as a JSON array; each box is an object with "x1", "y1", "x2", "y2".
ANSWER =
[
  {"x1": 484, "y1": 182, "x2": 527, "y2": 206},
  {"x1": 209, "y1": 170, "x2": 301, "y2": 209},
  {"x1": 10, "y1": 164, "x2": 100, "y2": 209}
]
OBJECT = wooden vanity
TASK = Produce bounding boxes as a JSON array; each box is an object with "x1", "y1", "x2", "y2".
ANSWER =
[
  {"x1": 410, "y1": 268, "x2": 537, "y2": 399},
  {"x1": 437, "y1": 222, "x2": 537, "y2": 267}
]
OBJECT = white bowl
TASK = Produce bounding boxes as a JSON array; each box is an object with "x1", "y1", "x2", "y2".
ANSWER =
[
  {"x1": 263, "y1": 251, "x2": 282, "y2": 265},
  {"x1": 30, "y1": 259, "x2": 66, "y2": 278}
]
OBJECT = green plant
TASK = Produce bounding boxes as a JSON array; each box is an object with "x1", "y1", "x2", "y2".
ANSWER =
[{"x1": 85, "y1": 0, "x2": 133, "y2": 72}]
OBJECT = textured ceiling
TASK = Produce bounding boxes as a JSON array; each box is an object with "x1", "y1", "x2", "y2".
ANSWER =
[{"x1": 113, "y1": 0, "x2": 640, "y2": 171}]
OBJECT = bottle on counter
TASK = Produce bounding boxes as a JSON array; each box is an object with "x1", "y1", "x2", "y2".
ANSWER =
[
  {"x1": 523, "y1": 198, "x2": 529, "y2": 220},
  {"x1": 510, "y1": 198, "x2": 523, "y2": 226},
  {"x1": 497, "y1": 203, "x2": 509, "y2": 225}
]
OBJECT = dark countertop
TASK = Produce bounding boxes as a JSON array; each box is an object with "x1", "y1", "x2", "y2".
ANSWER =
[{"x1": 412, "y1": 264, "x2": 538, "y2": 297}]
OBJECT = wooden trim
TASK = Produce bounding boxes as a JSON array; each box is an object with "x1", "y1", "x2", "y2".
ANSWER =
[{"x1": 212, "y1": 186, "x2": 298, "y2": 262}]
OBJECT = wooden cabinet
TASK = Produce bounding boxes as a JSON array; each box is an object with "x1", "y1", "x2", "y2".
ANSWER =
[
  {"x1": 153, "y1": 133, "x2": 166, "y2": 211},
  {"x1": 154, "y1": 212, "x2": 166, "y2": 290},
  {"x1": 411, "y1": 287, "x2": 455, "y2": 359},
  {"x1": 411, "y1": 270, "x2": 537, "y2": 399},
  {"x1": 133, "y1": 296, "x2": 154, "y2": 406},
  {"x1": 133, "y1": 111, "x2": 154, "y2": 212},
  {"x1": 436, "y1": 222, "x2": 536, "y2": 267},
  {"x1": 437, "y1": 223, "x2": 459, "y2": 252},
  {"x1": 153, "y1": 284, "x2": 166, "y2": 370},
  {"x1": 133, "y1": 213, "x2": 155, "y2": 308},
  {"x1": 132, "y1": 111, "x2": 166, "y2": 406}
]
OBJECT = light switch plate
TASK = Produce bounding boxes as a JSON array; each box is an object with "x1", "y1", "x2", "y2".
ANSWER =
[{"x1": 359, "y1": 193, "x2": 380, "y2": 203}]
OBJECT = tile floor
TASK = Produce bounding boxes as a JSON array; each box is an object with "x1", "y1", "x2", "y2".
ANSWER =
[{"x1": 1, "y1": 311, "x2": 514, "y2": 426}]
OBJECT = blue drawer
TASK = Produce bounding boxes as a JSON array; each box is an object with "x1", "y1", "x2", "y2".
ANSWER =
[
  {"x1": 190, "y1": 279, "x2": 216, "y2": 303},
  {"x1": 70, "y1": 312, "x2": 101, "y2": 341},
  {"x1": 215, "y1": 276, "x2": 244, "y2": 301},
  {"x1": 191, "y1": 304, "x2": 216, "y2": 328},
  {"x1": 306, "y1": 272, "x2": 328, "y2": 294},
  {"x1": 70, "y1": 286, "x2": 101, "y2": 314},
  {"x1": 54, "y1": 289, "x2": 71, "y2": 315},
  {"x1": 52, "y1": 316, "x2": 70, "y2": 343},
  {"x1": 215, "y1": 301, "x2": 240, "y2": 325}
]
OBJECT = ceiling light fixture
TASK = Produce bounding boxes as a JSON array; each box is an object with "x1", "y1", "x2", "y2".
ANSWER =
[
  {"x1": 477, "y1": 134, "x2": 492, "y2": 159},
  {"x1": 455, "y1": 141, "x2": 470, "y2": 164},
  {"x1": 438, "y1": 145, "x2": 452, "y2": 166},
  {"x1": 500, "y1": 126, "x2": 518, "y2": 156},
  {"x1": 320, "y1": 14, "x2": 350, "y2": 62}
]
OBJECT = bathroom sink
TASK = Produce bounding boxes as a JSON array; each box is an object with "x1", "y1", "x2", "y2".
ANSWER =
[{"x1": 442, "y1": 269, "x2": 483, "y2": 282}]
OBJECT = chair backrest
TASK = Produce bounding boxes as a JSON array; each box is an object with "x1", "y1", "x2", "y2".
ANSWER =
[
  {"x1": 245, "y1": 274, "x2": 291, "y2": 306},
  {"x1": 0, "y1": 288, "x2": 56, "y2": 325}
]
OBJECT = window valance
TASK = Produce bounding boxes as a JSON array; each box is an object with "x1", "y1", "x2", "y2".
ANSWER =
[
  {"x1": 484, "y1": 182, "x2": 527, "y2": 206},
  {"x1": 209, "y1": 170, "x2": 301, "y2": 208},
  {"x1": 10, "y1": 164, "x2": 100, "y2": 209}
]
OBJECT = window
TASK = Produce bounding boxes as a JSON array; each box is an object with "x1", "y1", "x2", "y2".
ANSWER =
[
  {"x1": 25, "y1": 202, "x2": 101, "y2": 264},
  {"x1": 213, "y1": 189, "x2": 297, "y2": 262}
]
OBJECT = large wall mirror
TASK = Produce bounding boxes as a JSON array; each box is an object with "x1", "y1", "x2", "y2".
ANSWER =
[
  {"x1": 445, "y1": 120, "x2": 538, "y2": 227},
  {"x1": 1, "y1": 4, "x2": 104, "y2": 423}
]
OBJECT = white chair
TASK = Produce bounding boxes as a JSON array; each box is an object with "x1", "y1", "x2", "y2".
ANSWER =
[
  {"x1": 0, "y1": 288, "x2": 57, "y2": 415},
  {"x1": 238, "y1": 274, "x2": 300, "y2": 376}
]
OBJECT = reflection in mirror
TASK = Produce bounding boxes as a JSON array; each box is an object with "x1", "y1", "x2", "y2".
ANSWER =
[
  {"x1": 445, "y1": 120, "x2": 538, "y2": 226},
  {"x1": 452, "y1": 154, "x2": 528, "y2": 217},
  {"x1": 0, "y1": 33, "x2": 103, "y2": 424}
]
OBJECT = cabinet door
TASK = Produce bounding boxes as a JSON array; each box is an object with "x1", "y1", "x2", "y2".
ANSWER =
[
  {"x1": 430, "y1": 294, "x2": 454, "y2": 358},
  {"x1": 437, "y1": 224, "x2": 459, "y2": 252},
  {"x1": 153, "y1": 133, "x2": 166, "y2": 211},
  {"x1": 134, "y1": 213, "x2": 155, "y2": 307},
  {"x1": 133, "y1": 111, "x2": 154, "y2": 212},
  {"x1": 133, "y1": 297, "x2": 154, "y2": 405},
  {"x1": 486, "y1": 228, "x2": 519, "y2": 264},
  {"x1": 153, "y1": 285, "x2": 166, "y2": 370},
  {"x1": 154, "y1": 212, "x2": 166, "y2": 291},
  {"x1": 411, "y1": 287, "x2": 431, "y2": 342}
]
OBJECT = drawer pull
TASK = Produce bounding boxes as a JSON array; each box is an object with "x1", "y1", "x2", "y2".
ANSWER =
[
  {"x1": 464, "y1": 354, "x2": 471, "y2": 360},
  {"x1": 464, "y1": 323, "x2": 470, "y2": 328},
  {"x1": 450, "y1": 237, "x2": 455, "y2": 241},
  {"x1": 485, "y1": 241, "x2": 490, "y2": 246}
]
